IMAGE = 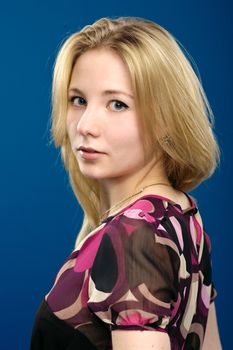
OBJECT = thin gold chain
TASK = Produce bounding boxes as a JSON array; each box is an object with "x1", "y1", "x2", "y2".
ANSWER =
[{"x1": 99, "y1": 182, "x2": 172, "y2": 224}]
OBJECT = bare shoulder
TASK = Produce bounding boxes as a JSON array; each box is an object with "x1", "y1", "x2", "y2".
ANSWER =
[{"x1": 174, "y1": 191, "x2": 193, "y2": 211}]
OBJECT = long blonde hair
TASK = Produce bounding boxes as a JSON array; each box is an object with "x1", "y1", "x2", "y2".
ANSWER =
[{"x1": 51, "y1": 17, "x2": 220, "y2": 246}]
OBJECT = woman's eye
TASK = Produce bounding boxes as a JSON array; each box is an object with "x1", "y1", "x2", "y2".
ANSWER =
[
  {"x1": 70, "y1": 96, "x2": 87, "y2": 107},
  {"x1": 109, "y1": 100, "x2": 128, "y2": 111}
]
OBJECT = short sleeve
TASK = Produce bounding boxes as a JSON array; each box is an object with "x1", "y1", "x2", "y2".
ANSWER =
[{"x1": 87, "y1": 215, "x2": 180, "y2": 332}]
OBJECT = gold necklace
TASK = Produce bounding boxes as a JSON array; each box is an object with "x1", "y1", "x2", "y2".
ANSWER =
[{"x1": 99, "y1": 182, "x2": 172, "y2": 224}]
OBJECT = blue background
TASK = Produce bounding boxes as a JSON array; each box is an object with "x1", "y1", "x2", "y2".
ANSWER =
[{"x1": 1, "y1": 1, "x2": 231, "y2": 348}]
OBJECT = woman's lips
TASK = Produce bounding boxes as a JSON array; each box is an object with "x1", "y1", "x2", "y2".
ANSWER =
[{"x1": 78, "y1": 149, "x2": 104, "y2": 160}]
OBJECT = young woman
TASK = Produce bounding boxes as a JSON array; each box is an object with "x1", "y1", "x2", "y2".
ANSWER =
[{"x1": 31, "y1": 17, "x2": 222, "y2": 349}]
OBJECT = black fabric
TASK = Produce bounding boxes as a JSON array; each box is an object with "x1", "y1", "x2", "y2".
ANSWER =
[
  {"x1": 30, "y1": 300, "x2": 97, "y2": 350},
  {"x1": 91, "y1": 233, "x2": 118, "y2": 292}
]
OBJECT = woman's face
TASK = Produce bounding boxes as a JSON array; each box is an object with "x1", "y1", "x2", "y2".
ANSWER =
[{"x1": 66, "y1": 48, "x2": 148, "y2": 182}]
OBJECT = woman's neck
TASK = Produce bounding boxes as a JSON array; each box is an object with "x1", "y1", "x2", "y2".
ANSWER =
[{"x1": 99, "y1": 157, "x2": 170, "y2": 216}]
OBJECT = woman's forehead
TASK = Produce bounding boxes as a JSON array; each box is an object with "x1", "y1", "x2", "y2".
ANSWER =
[{"x1": 69, "y1": 48, "x2": 134, "y2": 95}]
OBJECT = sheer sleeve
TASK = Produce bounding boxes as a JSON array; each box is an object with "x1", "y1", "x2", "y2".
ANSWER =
[{"x1": 87, "y1": 215, "x2": 180, "y2": 332}]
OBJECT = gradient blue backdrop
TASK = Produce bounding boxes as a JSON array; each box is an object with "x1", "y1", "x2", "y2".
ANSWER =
[{"x1": 1, "y1": 1, "x2": 231, "y2": 348}]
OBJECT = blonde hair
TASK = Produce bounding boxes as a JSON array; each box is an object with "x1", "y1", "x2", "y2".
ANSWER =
[{"x1": 51, "y1": 17, "x2": 220, "y2": 246}]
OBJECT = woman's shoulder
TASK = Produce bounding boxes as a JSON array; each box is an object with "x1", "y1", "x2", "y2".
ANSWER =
[
  {"x1": 100, "y1": 192, "x2": 203, "y2": 259},
  {"x1": 91, "y1": 194, "x2": 182, "y2": 255},
  {"x1": 104, "y1": 191, "x2": 198, "y2": 226}
]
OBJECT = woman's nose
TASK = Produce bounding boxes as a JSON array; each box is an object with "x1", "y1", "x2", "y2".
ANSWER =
[{"x1": 76, "y1": 107, "x2": 100, "y2": 137}]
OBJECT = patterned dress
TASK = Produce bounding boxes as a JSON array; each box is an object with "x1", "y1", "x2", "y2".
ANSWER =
[{"x1": 30, "y1": 193, "x2": 217, "y2": 349}]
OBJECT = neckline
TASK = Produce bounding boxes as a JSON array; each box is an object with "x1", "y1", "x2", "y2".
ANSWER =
[{"x1": 101, "y1": 191, "x2": 197, "y2": 224}]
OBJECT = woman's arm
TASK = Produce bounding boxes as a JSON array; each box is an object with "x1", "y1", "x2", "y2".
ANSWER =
[
  {"x1": 112, "y1": 330, "x2": 171, "y2": 350},
  {"x1": 202, "y1": 302, "x2": 222, "y2": 350},
  {"x1": 112, "y1": 302, "x2": 222, "y2": 350}
]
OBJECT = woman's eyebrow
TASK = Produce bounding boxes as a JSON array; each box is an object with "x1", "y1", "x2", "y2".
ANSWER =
[
  {"x1": 68, "y1": 87, "x2": 134, "y2": 99},
  {"x1": 68, "y1": 87, "x2": 83, "y2": 95},
  {"x1": 103, "y1": 90, "x2": 134, "y2": 99}
]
